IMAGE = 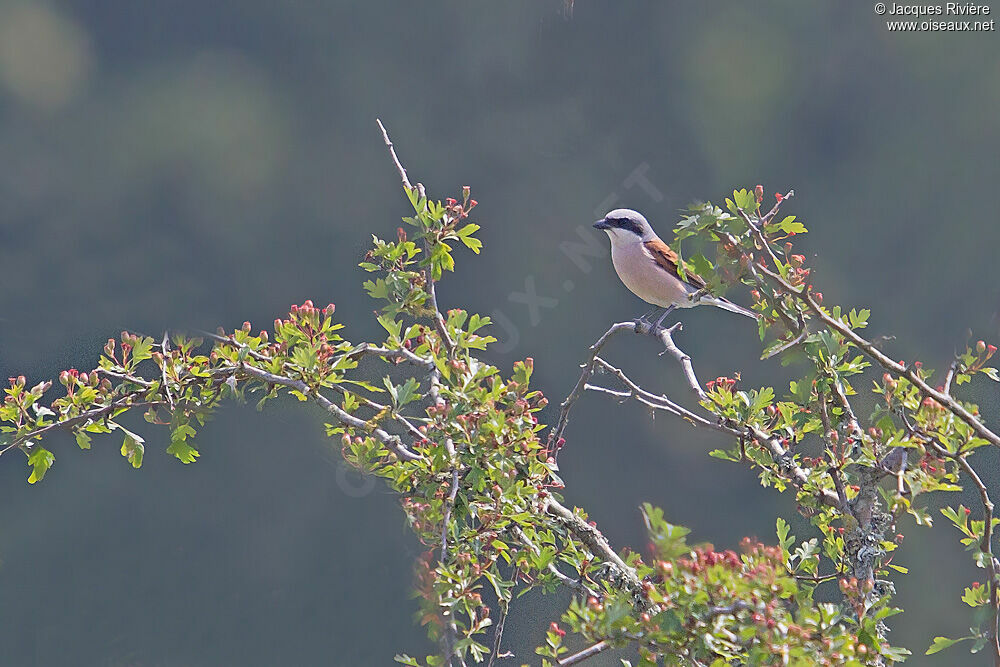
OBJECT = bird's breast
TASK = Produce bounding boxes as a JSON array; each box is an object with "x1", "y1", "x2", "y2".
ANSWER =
[{"x1": 610, "y1": 242, "x2": 690, "y2": 308}]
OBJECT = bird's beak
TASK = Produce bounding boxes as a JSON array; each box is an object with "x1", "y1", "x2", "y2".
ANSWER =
[{"x1": 593, "y1": 219, "x2": 611, "y2": 230}]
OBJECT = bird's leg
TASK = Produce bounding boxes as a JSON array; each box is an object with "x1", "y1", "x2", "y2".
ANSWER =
[
  {"x1": 634, "y1": 307, "x2": 660, "y2": 335},
  {"x1": 651, "y1": 305, "x2": 676, "y2": 331},
  {"x1": 636, "y1": 307, "x2": 658, "y2": 324}
]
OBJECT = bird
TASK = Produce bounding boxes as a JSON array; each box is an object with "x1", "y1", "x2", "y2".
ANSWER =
[{"x1": 593, "y1": 208, "x2": 756, "y2": 330}]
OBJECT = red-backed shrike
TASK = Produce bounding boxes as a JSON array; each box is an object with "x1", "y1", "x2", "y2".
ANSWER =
[{"x1": 594, "y1": 208, "x2": 756, "y2": 328}]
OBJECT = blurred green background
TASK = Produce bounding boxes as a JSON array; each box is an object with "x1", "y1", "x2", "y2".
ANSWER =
[{"x1": 1, "y1": 1, "x2": 998, "y2": 664}]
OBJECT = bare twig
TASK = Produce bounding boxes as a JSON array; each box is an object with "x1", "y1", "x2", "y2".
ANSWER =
[
  {"x1": 641, "y1": 321, "x2": 705, "y2": 400},
  {"x1": 159, "y1": 331, "x2": 175, "y2": 409},
  {"x1": 943, "y1": 358, "x2": 960, "y2": 396},
  {"x1": 486, "y1": 598, "x2": 510, "y2": 667},
  {"x1": 761, "y1": 310, "x2": 808, "y2": 360},
  {"x1": 376, "y1": 118, "x2": 413, "y2": 191},
  {"x1": 355, "y1": 342, "x2": 435, "y2": 368},
  {"x1": 547, "y1": 321, "x2": 635, "y2": 451},
  {"x1": 557, "y1": 640, "x2": 610, "y2": 665}
]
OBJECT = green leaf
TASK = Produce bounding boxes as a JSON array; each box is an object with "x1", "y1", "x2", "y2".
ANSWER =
[
  {"x1": 848, "y1": 308, "x2": 871, "y2": 329},
  {"x1": 75, "y1": 430, "x2": 92, "y2": 450},
  {"x1": 377, "y1": 315, "x2": 403, "y2": 339},
  {"x1": 926, "y1": 636, "x2": 970, "y2": 655},
  {"x1": 764, "y1": 215, "x2": 807, "y2": 235},
  {"x1": 457, "y1": 224, "x2": 482, "y2": 253},
  {"x1": 167, "y1": 420, "x2": 200, "y2": 464},
  {"x1": 166, "y1": 439, "x2": 199, "y2": 464},
  {"x1": 114, "y1": 424, "x2": 145, "y2": 469},
  {"x1": 130, "y1": 336, "x2": 154, "y2": 365},
  {"x1": 709, "y1": 448, "x2": 739, "y2": 462},
  {"x1": 384, "y1": 376, "x2": 422, "y2": 408},
  {"x1": 776, "y1": 517, "x2": 794, "y2": 561},
  {"x1": 27, "y1": 447, "x2": 55, "y2": 484}
]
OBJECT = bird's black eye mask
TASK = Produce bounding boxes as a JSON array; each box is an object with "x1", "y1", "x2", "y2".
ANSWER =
[{"x1": 607, "y1": 217, "x2": 644, "y2": 236}]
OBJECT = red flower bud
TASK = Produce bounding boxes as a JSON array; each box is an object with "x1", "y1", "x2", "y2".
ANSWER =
[
  {"x1": 976, "y1": 340, "x2": 986, "y2": 354},
  {"x1": 775, "y1": 192, "x2": 784, "y2": 202},
  {"x1": 754, "y1": 184, "x2": 764, "y2": 203}
]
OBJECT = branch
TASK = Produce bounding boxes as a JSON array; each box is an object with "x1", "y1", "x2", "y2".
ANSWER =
[
  {"x1": 750, "y1": 228, "x2": 1000, "y2": 450},
  {"x1": 486, "y1": 598, "x2": 510, "y2": 667},
  {"x1": 376, "y1": 118, "x2": 413, "y2": 191},
  {"x1": 547, "y1": 321, "x2": 638, "y2": 452},
  {"x1": 639, "y1": 320, "x2": 705, "y2": 400},
  {"x1": 235, "y1": 364, "x2": 422, "y2": 461},
  {"x1": 906, "y1": 422, "x2": 999, "y2": 663},
  {"x1": 440, "y1": 442, "x2": 462, "y2": 664},
  {"x1": 545, "y1": 499, "x2": 653, "y2": 612},
  {"x1": 547, "y1": 319, "x2": 703, "y2": 455},
  {"x1": 557, "y1": 640, "x2": 610, "y2": 666},
  {"x1": 1, "y1": 398, "x2": 166, "y2": 456},
  {"x1": 377, "y1": 119, "x2": 455, "y2": 356},
  {"x1": 580, "y1": 334, "x2": 842, "y2": 511},
  {"x1": 512, "y1": 525, "x2": 598, "y2": 599},
  {"x1": 954, "y1": 454, "x2": 1000, "y2": 665}
]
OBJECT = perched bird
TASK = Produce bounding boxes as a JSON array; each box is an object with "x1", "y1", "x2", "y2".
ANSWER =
[{"x1": 594, "y1": 208, "x2": 756, "y2": 329}]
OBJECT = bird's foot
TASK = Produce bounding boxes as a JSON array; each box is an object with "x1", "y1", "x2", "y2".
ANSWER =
[{"x1": 633, "y1": 317, "x2": 653, "y2": 336}]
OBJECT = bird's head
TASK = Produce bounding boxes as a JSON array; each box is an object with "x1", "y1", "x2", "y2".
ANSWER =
[{"x1": 593, "y1": 208, "x2": 655, "y2": 244}]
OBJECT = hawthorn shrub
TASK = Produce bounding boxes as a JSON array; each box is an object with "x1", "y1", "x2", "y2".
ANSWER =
[{"x1": 2, "y1": 131, "x2": 998, "y2": 666}]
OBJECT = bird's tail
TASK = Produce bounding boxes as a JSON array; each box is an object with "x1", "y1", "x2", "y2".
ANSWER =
[{"x1": 702, "y1": 296, "x2": 757, "y2": 319}]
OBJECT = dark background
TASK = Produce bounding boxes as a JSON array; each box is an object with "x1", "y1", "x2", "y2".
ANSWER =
[{"x1": 1, "y1": 2, "x2": 998, "y2": 664}]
